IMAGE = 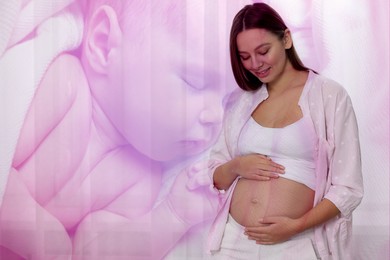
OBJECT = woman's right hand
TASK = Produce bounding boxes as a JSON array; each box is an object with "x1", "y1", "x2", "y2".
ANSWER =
[{"x1": 232, "y1": 154, "x2": 285, "y2": 181}]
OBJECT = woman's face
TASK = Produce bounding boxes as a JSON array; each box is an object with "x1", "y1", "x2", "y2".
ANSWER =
[{"x1": 236, "y1": 28, "x2": 291, "y2": 85}]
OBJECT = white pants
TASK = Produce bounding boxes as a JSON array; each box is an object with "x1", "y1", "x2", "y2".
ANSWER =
[{"x1": 209, "y1": 214, "x2": 320, "y2": 260}]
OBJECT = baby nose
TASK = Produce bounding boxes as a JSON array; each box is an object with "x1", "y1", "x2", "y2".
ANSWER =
[{"x1": 199, "y1": 106, "x2": 223, "y2": 125}]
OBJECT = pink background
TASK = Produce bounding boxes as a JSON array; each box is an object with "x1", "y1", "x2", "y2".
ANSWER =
[{"x1": 0, "y1": 0, "x2": 388, "y2": 259}]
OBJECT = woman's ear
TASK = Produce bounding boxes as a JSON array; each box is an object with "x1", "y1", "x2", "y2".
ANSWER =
[
  {"x1": 283, "y1": 29, "x2": 293, "y2": 49},
  {"x1": 84, "y1": 5, "x2": 122, "y2": 75}
]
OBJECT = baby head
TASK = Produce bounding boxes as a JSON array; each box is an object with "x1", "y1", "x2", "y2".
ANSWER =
[{"x1": 80, "y1": 0, "x2": 231, "y2": 162}]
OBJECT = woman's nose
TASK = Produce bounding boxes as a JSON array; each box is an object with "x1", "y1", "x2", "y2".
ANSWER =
[{"x1": 251, "y1": 57, "x2": 263, "y2": 70}]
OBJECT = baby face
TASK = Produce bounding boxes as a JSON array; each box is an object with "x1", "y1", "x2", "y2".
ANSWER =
[{"x1": 105, "y1": 1, "x2": 231, "y2": 161}]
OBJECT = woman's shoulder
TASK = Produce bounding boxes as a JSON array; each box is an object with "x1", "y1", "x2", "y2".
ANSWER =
[
  {"x1": 224, "y1": 86, "x2": 261, "y2": 109},
  {"x1": 309, "y1": 72, "x2": 350, "y2": 98},
  {"x1": 225, "y1": 88, "x2": 245, "y2": 106}
]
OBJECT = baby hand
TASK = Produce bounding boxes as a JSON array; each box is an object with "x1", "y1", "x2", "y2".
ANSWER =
[{"x1": 167, "y1": 161, "x2": 220, "y2": 225}]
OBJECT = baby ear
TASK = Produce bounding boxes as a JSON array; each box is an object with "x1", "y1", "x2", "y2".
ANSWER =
[
  {"x1": 84, "y1": 5, "x2": 122, "y2": 74},
  {"x1": 283, "y1": 29, "x2": 293, "y2": 49}
]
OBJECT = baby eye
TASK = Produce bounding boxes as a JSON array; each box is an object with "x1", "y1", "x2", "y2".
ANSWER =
[{"x1": 181, "y1": 77, "x2": 205, "y2": 90}]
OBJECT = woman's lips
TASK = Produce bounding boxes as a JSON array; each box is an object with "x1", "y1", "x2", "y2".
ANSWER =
[{"x1": 255, "y1": 67, "x2": 271, "y2": 78}]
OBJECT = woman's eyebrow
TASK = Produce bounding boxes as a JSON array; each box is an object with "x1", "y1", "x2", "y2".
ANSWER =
[
  {"x1": 254, "y1": 43, "x2": 271, "y2": 50},
  {"x1": 238, "y1": 43, "x2": 271, "y2": 54}
]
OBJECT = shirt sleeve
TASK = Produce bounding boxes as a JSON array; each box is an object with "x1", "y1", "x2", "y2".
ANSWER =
[
  {"x1": 206, "y1": 91, "x2": 241, "y2": 194},
  {"x1": 323, "y1": 86, "x2": 364, "y2": 217}
]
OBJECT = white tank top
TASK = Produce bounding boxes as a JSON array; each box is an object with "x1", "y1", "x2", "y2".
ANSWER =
[{"x1": 238, "y1": 115, "x2": 317, "y2": 190}]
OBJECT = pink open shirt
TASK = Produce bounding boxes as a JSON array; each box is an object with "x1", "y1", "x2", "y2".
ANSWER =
[{"x1": 206, "y1": 71, "x2": 363, "y2": 260}]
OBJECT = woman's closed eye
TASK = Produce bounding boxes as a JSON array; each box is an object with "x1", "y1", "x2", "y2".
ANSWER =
[
  {"x1": 257, "y1": 48, "x2": 269, "y2": 55},
  {"x1": 240, "y1": 55, "x2": 250, "y2": 61}
]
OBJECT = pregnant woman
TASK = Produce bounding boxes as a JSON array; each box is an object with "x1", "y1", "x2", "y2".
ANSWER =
[{"x1": 206, "y1": 3, "x2": 363, "y2": 260}]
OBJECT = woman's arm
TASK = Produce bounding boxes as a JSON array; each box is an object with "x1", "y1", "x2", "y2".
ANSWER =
[
  {"x1": 295, "y1": 199, "x2": 340, "y2": 232},
  {"x1": 322, "y1": 86, "x2": 363, "y2": 217}
]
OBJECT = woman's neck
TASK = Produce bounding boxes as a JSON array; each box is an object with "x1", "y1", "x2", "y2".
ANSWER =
[{"x1": 267, "y1": 67, "x2": 308, "y2": 97}]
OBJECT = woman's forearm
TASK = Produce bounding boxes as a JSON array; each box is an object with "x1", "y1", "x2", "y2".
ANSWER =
[
  {"x1": 213, "y1": 159, "x2": 239, "y2": 190},
  {"x1": 296, "y1": 198, "x2": 340, "y2": 232}
]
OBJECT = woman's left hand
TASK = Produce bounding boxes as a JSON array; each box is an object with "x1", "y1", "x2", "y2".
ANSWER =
[{"x1": 244, "y1": 216, "x2": 302, "y2": 244}]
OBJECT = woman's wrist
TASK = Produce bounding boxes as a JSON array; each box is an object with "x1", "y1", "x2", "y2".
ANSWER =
[
  {"x1": 213, "y1": 159, "x2": 240, "y2": 190},
  {"x1": 293, "y1": 217, "x2": 308, "y2": 234},
  {"x1": 227, "y1": 157, "x2": 241, "y2": 177},
  {"x1": 294, "y1": 214, "x2": 314, "y2": 234},
  {"x1": 294, "y1": 199, "x2": 341, "y2": 235}
]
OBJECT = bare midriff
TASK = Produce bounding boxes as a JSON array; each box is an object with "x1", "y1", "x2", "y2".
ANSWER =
[{"x1": 230, "y1": 177, "x2": 315, "y2": 227}]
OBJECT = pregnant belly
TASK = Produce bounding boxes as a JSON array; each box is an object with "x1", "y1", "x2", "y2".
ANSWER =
[{"x1": 230, "y1": 177, "x2": 315, "y2": 227}]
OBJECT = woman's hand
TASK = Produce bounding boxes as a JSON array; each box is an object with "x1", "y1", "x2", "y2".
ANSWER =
[
  {"x1": 244, "y1": 216, "x2": 301, "y2": 244},
  {"x1": 213, "y1": 154, "x2": 285, "y2": 190},
  {"x1": 233, "y1": 154, "x2": 285, "y2": 181}
]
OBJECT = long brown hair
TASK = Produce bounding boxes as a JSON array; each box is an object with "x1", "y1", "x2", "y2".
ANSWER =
[{"x1": 230, "y1": 3, "x2": 310, "y2": 91}]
